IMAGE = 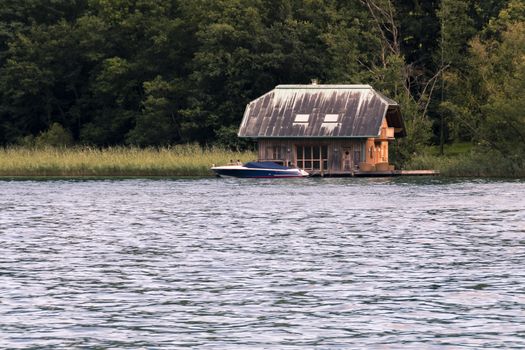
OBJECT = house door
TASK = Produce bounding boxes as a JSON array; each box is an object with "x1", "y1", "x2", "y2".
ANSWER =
[
  {"x1": 353, "y1": 144, "x2": 361, "y2": 166},
  {"x1": 342, "y1": 148, "x2": 352, "y2": 171}
]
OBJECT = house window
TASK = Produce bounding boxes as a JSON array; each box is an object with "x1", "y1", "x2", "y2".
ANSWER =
[
  {"x1": 296, "y1": 145, "x2": 328, "y2": 171},
  {"x1": 266, "y1": 146, "x2": 283, "y2": 161},
  {"x1": 294, "y1": 114, "x2": 310, "y2": 123},
  {"x1": 324, "y1": 114, "x2": 339, "y2": 122}
]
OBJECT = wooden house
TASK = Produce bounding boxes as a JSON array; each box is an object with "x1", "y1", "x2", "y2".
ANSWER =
[{"x1": 238, "y1": 84, "x2": 406, "y2": 174}]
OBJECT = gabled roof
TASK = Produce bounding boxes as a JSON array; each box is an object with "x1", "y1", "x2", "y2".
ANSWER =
[{"x1": 238, "y1": 84, "x2": 405, "y2": 138}]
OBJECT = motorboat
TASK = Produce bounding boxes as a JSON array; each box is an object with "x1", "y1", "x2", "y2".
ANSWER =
[{"x1": 211, "y1": 161, "x2": 309, "y2": 178}]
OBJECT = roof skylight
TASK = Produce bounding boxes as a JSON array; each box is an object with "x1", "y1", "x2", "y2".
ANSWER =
[
  {"x1": 294, "y1": 114, "x2": 310, "y2": 123},
  {"x1": 324, "y1": 114, "x2": 339, "y2": 122}
]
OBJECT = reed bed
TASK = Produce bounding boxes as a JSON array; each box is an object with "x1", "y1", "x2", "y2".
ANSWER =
[
  {"x1": 0, "y1": 145, "x2": 256, "y2": 177},
  {"x1": 405, "y1": 149, "x2": 525, "y2": 177}
]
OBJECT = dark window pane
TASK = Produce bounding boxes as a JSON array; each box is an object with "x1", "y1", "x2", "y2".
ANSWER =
[
  {"x1": 297, "y1": 146, "x2": 303, "y2": 158},
  {"x1": 313, "y1": 161, "x2": 320, "y2": 169},
  {"x1": 305, "y1": 161, "x2": 312, "y2": 169},
  {"x1": 323, "y1": 160, "x2": 328, "y2": 170},
  {"x1": 313, "y1": 146, "x2": 320, "y2": 159},
  {"x1": 354, "y1": 150, "x2": 361, "y2": 163},
  {"x1": 322, "y1": 146, "x2": 328, "y2": 159},
  {"x1": 305, "y1": 146, "x2": 312, "y2": 158}
]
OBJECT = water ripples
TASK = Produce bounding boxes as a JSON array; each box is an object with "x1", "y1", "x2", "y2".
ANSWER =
[{"x1": 0, "y1": 178, "x2": 524, "y2": 349}]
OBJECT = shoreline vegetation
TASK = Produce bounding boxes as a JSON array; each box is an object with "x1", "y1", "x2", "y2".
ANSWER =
[
  {"x1": 405, "y1": 143, "x2": 525, "y2": 178},
  {"x1": 0, "y1": 145, "x2": 256, "y2": 177},
  {"x1": 406, "y1": 154, "x2": 524, "y2": 178},
  {"x1": 0, "y1": 2, "x2": 523, "y2": 180},
  {"x1": 0, "y1": 144, "x2": 523, "y2": 178}
]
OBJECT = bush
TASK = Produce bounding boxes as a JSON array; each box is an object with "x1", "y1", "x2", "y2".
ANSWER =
[
  {"x1": 214, "y1": 125, "x2": 254, "y2": 151},
  {"x1": 35, "y1": 123, "x2": 74, "y2": 148}
]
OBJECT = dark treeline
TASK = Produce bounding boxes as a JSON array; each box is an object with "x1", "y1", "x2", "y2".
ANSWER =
[{"x1": 0, "y1": 0, "x2": 523, "y2": 167}]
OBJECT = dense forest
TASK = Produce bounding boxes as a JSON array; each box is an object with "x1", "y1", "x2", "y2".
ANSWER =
[{"x1": 0, "y1": 0, "x2": 523, "y2": 170}]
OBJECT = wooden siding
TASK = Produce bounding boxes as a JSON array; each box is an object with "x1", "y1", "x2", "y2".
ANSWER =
[
  {"x1": 258, "y1": 138, "x2": 366, "y2": 173},
  {"x1": 258, "y1": 117, "x2": 397, "y2": 173}
]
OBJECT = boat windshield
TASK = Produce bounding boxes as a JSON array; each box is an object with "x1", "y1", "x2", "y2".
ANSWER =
[{"x1": 244, "y1": 162, "x2": 290, "y2": 170}]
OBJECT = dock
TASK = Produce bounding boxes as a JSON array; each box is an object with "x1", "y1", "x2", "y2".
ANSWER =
[{"x1": 309, "y1": 169, "x2": 439, "y2": 177}]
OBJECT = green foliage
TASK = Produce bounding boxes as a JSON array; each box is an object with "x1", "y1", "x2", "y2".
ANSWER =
[
  {"x1": 474, "y1": 20, "x2": 525, "y2": 163},
  {"x1": 406, "y1": 147, "x2": 525, "y2": 177},
  {"x1": 126, "y1": 76, "x2": 180, "y2": 146},
  {"x1": 214, "y1": 125, "x2": 254, "y2": 151},
  {"x1": 439, "y1": 0, "x2": 525, "y2": 170},
  {"x1": 0, "y1": 0, "x2": 521, "y2": 176},
  {"x1": 437, "y1": 0, "x2": 476, "y2": 68},
  {"x1": 35, "y1": 123, "x2": 74, "y2": 148}
]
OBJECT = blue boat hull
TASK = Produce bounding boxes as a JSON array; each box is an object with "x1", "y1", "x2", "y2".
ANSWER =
[
  {"x1": 211, "y1": 163, "x2": 308, "y2": 178},
  {"x1": 213, "y1": 168, "x2": 304, "y2": 178}
]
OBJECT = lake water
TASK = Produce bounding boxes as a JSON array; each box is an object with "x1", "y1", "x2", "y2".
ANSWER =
[{"x1": 0, "y1": 177, "x2": 524, "y2": 349}]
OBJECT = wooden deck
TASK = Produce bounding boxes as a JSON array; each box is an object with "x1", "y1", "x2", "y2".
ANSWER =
[{"x1": 308, "y1": 169, "x2": 439, "y2": 177}]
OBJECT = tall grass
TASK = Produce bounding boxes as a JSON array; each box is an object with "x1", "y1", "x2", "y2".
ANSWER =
[
  {"x1": 406, "y1": 147, "x2": 525, "y2": 177},
  {"x1": 0, "y1": 145, "x2": 256, "y2": 177}
]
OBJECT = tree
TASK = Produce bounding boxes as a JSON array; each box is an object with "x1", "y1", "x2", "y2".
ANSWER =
[
  {"x1": 126, "y1": 76, "x2": 181, "y2": 146},
  {"x1": 468, "y1": 1, "x2": 525, "y2": 165},
  {"x1": 0, "y1": 0, "x2": 519, "y2": 162},
  {"x1": 359, "y1": 0, "x2": 433, "y2": 165}
]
